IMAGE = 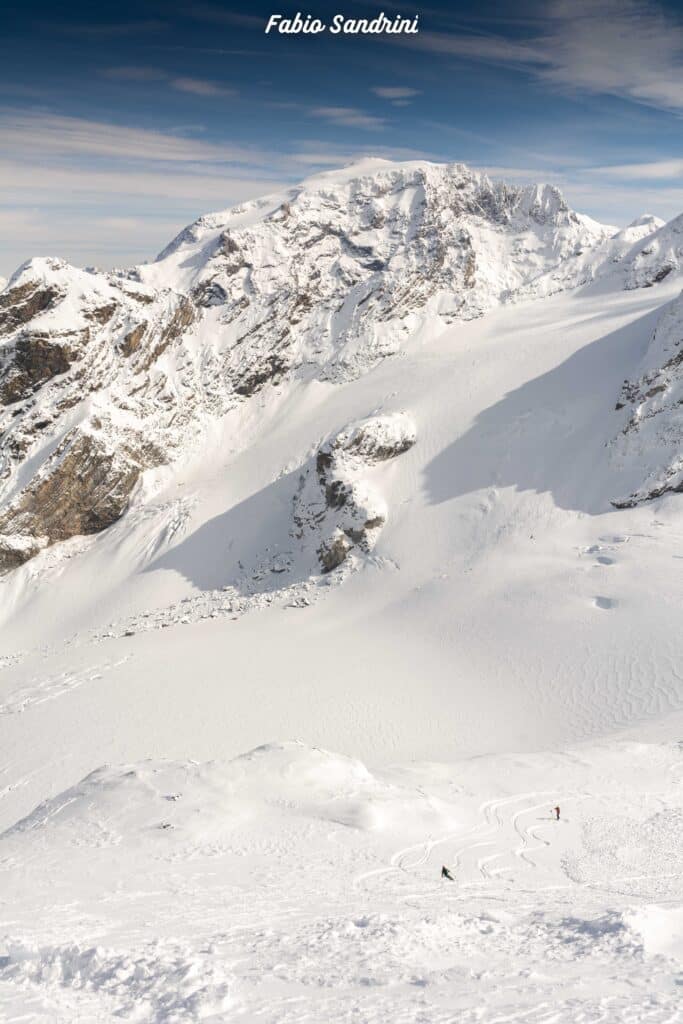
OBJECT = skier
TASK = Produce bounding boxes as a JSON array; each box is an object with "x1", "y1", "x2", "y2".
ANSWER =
[
  {"x1": 553, "y1": 805, "x2": 560, "y2": 820},
  {"x1": 441, "y1": 865, "x2": 455, "y2": 881}
]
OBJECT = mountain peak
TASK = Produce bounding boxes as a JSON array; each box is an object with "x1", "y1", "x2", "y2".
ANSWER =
[{"x1": 628, "y1": 213, "x2": 666, "y2": 229}]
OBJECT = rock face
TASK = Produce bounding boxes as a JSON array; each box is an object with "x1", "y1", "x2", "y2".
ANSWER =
[
  {"x1": 144, "y1": 162, "x2": 614, "y2": 386},
  {"x1": 610, "y1": 291, "x2": 683, "y2": 507},
  {"x1": 293, "y1": 414, "x2": 417, "y2": 572},
  {"x1": 0, "y1": 427, "x2": 165, "y2": 572},
  {"x1": 0, "y1": 258, "x2": 196, "y2": 570},
  {"x1": 0, "y1": 159, "x2": 677, "y2": 573}
]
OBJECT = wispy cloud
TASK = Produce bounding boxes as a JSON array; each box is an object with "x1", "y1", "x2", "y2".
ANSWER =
[
  {"x1": 0, "y1": 107, "x2": 278, "y2": 275},
  {"x1": 288, "y1": 144, "x2": 436, "y2": 166},
  {"x1": 398, "y1": 0, "x2": 683, "y2": 114},
  {"x1": 402, "y1": 31, "x2": 545, "y2": 65},
  {"x1": 590, "y1": 159, "x2": 683, "y2": 179},
  {"x1": 537, "y1": 0, "x2": 683, "y2": 112},
  {"x1": 103, "y1": 67, "x2": 236, "y2": 98},
  {"x1": 0, "y1": 158, "x2": 279, "y2": 203},
  {"x1": 171, "y1": 77, "x2": 236, "y2": 97},
  {"x1": 309, "y1": 107, "x2": 386, "y2": 130},
  {"x1": 0, "y1": 110, "x2": 253, "y2": 163},
  {"x1": 372, "y1": 87, "x2": 421, "y2": 99}
]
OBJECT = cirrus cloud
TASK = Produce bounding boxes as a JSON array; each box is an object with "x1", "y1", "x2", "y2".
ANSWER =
[
  {"x1": 103, "y1": 66, "x2": 237, "y2": 98},
  {"x1": 372, "y1": 86, "x2": 421, "y2": 99},
  {"x1": 397, "y1": 0, "x2": 683, "y2": 114},
  {"x1": 309, "y1": 106, "x2": 386, "y2": 130}
]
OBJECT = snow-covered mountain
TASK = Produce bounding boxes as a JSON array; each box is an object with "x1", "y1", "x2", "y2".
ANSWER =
[
  {"x1": 0, "y1": 155, "x2": 682, "y2": 756},
  {"x1": 0, "y1": 159, "x2": 677, "y2": 578},
  {"x1": 1, "y1": 160, "x2": 682, "y2": 1023}
]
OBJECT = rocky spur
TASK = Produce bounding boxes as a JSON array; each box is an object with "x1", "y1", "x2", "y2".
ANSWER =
[{"x1": 264, "y1": 12, "x2": 419, "y2": 34}]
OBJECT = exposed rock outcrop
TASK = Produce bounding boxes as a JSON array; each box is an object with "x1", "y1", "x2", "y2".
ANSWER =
[
  {"x1": 293, "y1": 413, "x2": 417, "y2": 572},
  {"x1": 1, "y1": 328, "x2": 90, "y2": 404},
  {"x1": 0, "y1": 423, "x2": 166, "y2": 572},
  {"x1": 0, "y1": 279, "x2": 62, "y2": 335}
]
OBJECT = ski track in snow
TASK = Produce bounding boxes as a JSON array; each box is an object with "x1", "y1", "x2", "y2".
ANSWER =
[
  {"x1": 0, "y1": 657, "x2": 131, "y2": 716},
  {"x1": 356, "y1": 792, "x2": 583, "y2": 892},
  {"x1": 0, "y1": 744, "x2": 681, "y2": 1022}
]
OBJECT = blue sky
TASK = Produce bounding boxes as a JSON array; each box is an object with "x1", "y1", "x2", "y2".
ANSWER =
[{"x1": 2, "y1": 0, "x2": 683, "y2": 275}]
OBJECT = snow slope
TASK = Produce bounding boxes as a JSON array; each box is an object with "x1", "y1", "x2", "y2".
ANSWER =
[
  {"x1": 1, "y1": 738, "x2": 681, "y2": 1022},
  {"x1": 0, "y1": 262, "x2": 680, "y2": 825}
]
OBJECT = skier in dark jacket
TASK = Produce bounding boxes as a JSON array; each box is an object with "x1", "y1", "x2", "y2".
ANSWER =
[
  {"x1": 553, "y1": 805, "x2": 560, "y2": 820},
  {"x1": 441, "y1": 865, "x2": 454, "y2": 881}
]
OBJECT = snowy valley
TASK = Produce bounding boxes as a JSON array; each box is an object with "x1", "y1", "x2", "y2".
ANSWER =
[{"x1": 0, "y1": 160, "x2": 681, "y2": 1022}]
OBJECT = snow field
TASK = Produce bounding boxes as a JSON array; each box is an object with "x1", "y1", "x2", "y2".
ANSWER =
[{"x1": 0, "y1": 739, "x2": 681, "y2": 1022}]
